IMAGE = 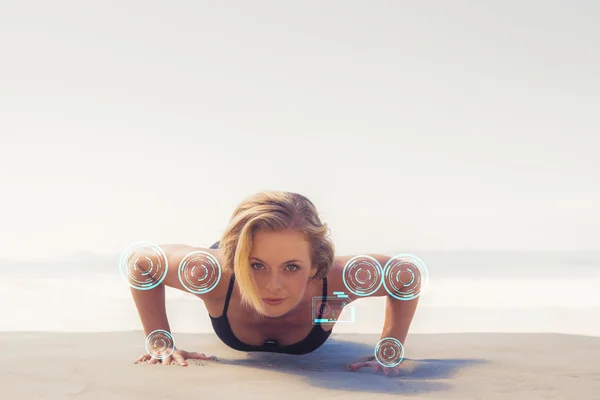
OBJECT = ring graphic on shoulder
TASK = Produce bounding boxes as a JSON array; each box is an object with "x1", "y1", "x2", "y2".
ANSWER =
[
  {"x1": 342, "y1": 255, "x2": 383, "y2": 297},
  {"x1": 178, "y1": 251, "x2": 222, "y2": 294}
]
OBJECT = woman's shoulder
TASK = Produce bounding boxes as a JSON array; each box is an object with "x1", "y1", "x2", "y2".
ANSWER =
[
  {"x1": 326, "y1": 253, "x2": 392, "y2": 302},
  {"x1": 160, "y1": 244, "x2": 232, "y2": 303}
]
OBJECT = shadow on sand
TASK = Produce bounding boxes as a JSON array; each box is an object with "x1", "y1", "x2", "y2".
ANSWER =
[{"x1": 216, "y1": 337, "x2": 489, "y2": 395}]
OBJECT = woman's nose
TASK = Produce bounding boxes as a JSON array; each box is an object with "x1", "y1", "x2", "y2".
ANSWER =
[{"x1": 265, "y1": 273, "x2": 282, "y2": 290}]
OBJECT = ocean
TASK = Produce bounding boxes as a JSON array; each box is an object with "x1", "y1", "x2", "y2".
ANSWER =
[{"x1": 1, "y1": 250, "x2": 599, "y2": 336}]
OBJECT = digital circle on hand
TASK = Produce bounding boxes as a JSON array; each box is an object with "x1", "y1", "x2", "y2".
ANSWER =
[
  {"x1": 119, "y1": 241, "x2": 168, "y2": 291},
  {"x1": 342, "y1": 255, "x2": 383, "y2": 297},
  {"x1": 178, "y1": 251, "x2": 222, "y2": 294},
  {"x1": 145, "y1": 329, "x2": 175, "y2": 360},
  {"x1": 383, "y1": 254, "x2": 429, "y2": 301},
  {"x1": 374, "y1": 337, "x2": 404, "y2": 368}
]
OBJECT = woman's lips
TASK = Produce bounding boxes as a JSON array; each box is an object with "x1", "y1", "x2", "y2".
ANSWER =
[{"x1": 263, "y1": 298, "x2": 286, "y2": 305}]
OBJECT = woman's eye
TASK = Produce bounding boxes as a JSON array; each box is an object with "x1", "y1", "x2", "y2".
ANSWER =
[{"x1": 251, "y1": 263, "x2": 298, "y2": 271}]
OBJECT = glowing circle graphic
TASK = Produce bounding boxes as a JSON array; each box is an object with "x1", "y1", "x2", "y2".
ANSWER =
[
  {"x1": 145, "y1": 330, "x2": 175, "y2": 360},
  {"x1": 178, "y1": 251, "x2": 222, "y2": 294},
  {"x1": 342, "y1": 255, "x2": 383, "y2": 297},
  {"x1": 119, "y1": 241, "x2": 168, "y2": 290},
  {"x1": 374, "y1": 337, "x2": 405, "y2": 368},
  {"x1": 383, "y1": 254, "x2": 429, "y2": 300}
]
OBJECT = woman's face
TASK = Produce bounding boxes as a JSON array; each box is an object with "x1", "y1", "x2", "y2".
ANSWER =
[{"x1": 249, "y1": 229, "x2": 317, "y2": 318}]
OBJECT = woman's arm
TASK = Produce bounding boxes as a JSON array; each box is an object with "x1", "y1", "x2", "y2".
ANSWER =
[
  {"x1": 130, "y1": 281, "x2": 171, "y2": 337},
  {"x1": 331, "y1": 253, "x2": 421, "y2": 349},
  {"x1": 381, "y1": 293, "x2": 419, "y2": 345},
  {"x1": 128, "y1": 244, "x2": 223, "y2": 365},
  {"x1": 127, "y1": 246, "x2": 176, "y2": 336},
  {"x1": 128, "y1": 244, "x2": 227, "y2": 336},
  {"x1": 331, "y1": 253, "x2": 422, "y2": 375}
]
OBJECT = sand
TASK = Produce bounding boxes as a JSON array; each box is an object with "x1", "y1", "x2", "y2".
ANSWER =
[{"x1": 1, "y1": 331, "x2": 599, "y2": 399}]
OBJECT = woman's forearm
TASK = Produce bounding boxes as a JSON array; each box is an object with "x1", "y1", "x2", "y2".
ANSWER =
[
  {"x1": 130, "y1": 283, "x2": 171, "y2": 337},
  {"x1": 381, "y1": 295, "x2": 419, "y2": 345}
]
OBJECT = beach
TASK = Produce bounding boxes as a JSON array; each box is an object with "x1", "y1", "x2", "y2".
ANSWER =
[
  {"x1": 1, "y1": 331, "x2": 599, "y2": 399},
  {"x1": 3, "y1": 0, "x2": 599, "y2": 397},
  {"x1": 2, "y1": 250, "x2": 599, "y2": 399}
]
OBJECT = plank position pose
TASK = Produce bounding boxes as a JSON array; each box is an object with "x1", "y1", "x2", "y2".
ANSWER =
[{"x1": 130, "y1": 191, "x2": 420, "y2": 376}]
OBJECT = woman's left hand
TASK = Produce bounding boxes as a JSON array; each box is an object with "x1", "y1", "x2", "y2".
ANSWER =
[{"x1": 347, "y1": 355, "x2": 408, "y2": 377}]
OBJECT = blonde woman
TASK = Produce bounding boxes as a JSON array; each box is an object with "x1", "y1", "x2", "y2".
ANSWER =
[{"x1": 132, "y1": 191, "x2": 419, "y2": 376}]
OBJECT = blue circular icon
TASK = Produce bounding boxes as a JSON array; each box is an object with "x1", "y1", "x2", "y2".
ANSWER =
[
  {"x1": 178, "y1": 251, "x2": 222, "y2": 294},
  {"x1": 119, "y1": 241, "x2": 168, "y2": 290},
  {"x1": 374, "y1": 337, "x2": 404, "y2": 367},
  {"x1": 383, "y1": 254, "x2": 428, "y2": 301},
  {"x1": 145, "y1": 330, "x2": 175, "y2": 360},
  {"x1": 342, "y1": 255, "x2": 383, "y2": 297}
]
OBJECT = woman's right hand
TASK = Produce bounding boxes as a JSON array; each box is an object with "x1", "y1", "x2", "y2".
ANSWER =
[{"x1": 134, "y1": 348, "x2": 219, "y2": 367}]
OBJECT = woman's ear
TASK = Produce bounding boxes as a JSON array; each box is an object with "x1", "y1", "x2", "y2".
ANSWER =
[{"x1": 309, "y1": 265, "x2": 318, "y2": 279}]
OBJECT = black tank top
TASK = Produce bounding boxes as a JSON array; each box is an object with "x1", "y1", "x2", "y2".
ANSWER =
[{"x1": 207, "y1": 241, "x2": 332, "y2": 355}]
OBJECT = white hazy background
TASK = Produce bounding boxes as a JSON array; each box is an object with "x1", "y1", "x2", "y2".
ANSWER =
[{"x1": 1, "y1": 1, "x2": 599, "y2": 337}]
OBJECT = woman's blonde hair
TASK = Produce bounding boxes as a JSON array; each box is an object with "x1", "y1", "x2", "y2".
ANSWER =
[{"x1": 217, "y1": 190, "x2": 335, "y2": 315}]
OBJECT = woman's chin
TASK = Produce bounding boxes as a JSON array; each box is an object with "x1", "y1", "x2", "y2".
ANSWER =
[
  {"x1": 262, "y1": 309, "x2": 288, "y2": 318},
  {"x1": 260, "y1": 305, "x2": 293, "y2": 318}
]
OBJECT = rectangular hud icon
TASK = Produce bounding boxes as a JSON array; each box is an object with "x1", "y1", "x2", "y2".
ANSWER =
[{"x1": 312, "y1": 292, "x2": 356, "y2": 324}]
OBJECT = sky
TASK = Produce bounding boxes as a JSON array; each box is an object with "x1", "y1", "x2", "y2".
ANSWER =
[{"x1": 1, "y1": 1, "x2": 599, "y2": 262}]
